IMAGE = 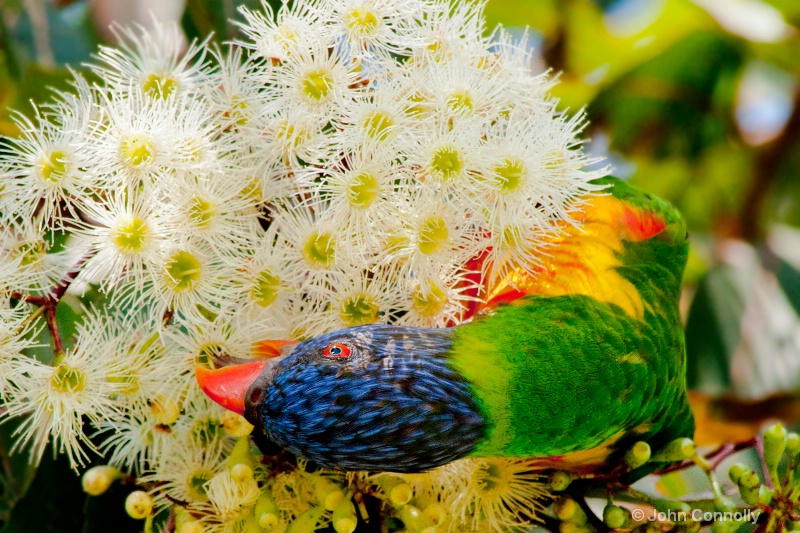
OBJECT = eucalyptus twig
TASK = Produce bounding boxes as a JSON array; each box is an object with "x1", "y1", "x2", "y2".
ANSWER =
[
  {"x1": 655, "y1": 440, "x2": 756, "y2": 475},
  {"x1": 45, "y1": 304, "x2": 65, "y2": 362},
  {"x1": 12, "y1": 252, "x2": 95, "y2": 363}
]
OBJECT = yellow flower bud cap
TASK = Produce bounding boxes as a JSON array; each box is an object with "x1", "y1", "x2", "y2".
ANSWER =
[
  {"x1": 230, "y1": 463, "x2": 254, "y2": 484},
  {"x1": 125, "y1": 490, "x2": 154, "y2": 519},
  {"x1": 624, "y1": 441, "x2": 651, "y2": 469},
  {"x1": 652, "y1": 438, "x2": 695, "y2": 462},
  {"x1": 548, "y1": 471, "x2": 573, "y2": 491},
  {"x1": 389, "y1": 483, "x2": 413, "y2": 506},
  {"x1": 82, "y1": 465, "x2": 122, "y2": 496},
  {"x1": 333, "y1": 494, "x2": 357, "y2": 533}
]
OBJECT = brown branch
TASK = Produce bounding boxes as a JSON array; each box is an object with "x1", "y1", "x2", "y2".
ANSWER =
[
  {"x1": 50, "y1": 252, "x2": 92, "y2": 301},
  {"x1": 13, "y1": 252, "x2": 95, "y2": 363},
  {"x1": 45, "y1": 304, "x2": 64, "y2": 361},
  {"x1": 738, "y1": 90, "x2": 800, "y2": 241},
  {"x1": 10, "y1": 291, "x2": 47, "y2": 306}
]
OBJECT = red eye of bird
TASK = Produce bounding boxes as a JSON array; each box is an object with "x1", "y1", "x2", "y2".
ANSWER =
[{"x1": 322, "y1": 343, "x2": 351, "y2": 359}]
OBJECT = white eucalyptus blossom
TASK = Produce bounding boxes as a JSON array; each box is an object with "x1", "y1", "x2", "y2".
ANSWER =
[{"x1": 0, "y1": 0, "x2": 608, "y2": 530}]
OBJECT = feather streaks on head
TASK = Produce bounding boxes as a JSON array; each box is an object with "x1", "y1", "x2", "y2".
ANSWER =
[{"x1": 244, "y1": 325, "x2": 487, "y2": 472}]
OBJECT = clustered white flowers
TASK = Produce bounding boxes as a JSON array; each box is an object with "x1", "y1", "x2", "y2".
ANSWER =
[{"x1": 0, "y1": 0, "x2": 606, "y2": 531}]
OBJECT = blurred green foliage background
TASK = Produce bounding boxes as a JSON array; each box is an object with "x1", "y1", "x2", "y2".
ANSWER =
[{"x1": 1, "y1": 0, "x2": 800, "y2": 531}]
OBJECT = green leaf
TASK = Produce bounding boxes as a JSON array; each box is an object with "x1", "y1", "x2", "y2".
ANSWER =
[
  {"x1": 0, "y1": 448, "x2": 83, "y2": 533},
  {"x1": 589, "y1": 30, "x2": 745, "y2": 159},
  {"x1": 687, "y1": 237, "x2": 800, "y2": 397},
  {"x1": 0, "y1": 418, "x2": 38, "y2": 528},
  {"x1": 685, "y1": 267, "x2": 745, "y2": 392},
  {"x1": 484, "y1": 0, "x2": 560, "y2": 39},
  {"x1": 181, "y1": 0, "x2": 265, "y2": 44}
]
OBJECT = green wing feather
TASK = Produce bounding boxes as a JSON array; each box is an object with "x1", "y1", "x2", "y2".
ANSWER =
[{"x1": 448, "y1": 177, "x2": 694, "y2": 467}]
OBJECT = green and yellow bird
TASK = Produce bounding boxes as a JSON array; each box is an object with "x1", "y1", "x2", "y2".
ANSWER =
[{"x1": 196, "y1": 177, "x2": 695, "y2": 474}]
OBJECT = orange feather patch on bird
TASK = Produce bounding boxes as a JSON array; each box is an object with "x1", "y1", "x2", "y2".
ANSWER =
[
  {"x1": 475, "y1": 195, "x2": 668, "y2": 320},
  {"x1": 621, "y1": 204, "x2": 667, "y2": 242}
]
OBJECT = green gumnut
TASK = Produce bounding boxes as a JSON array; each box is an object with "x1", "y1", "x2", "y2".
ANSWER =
[
  {"x1": 652, "y1": 438, "x2": 695, "y2": 462},
  {"x1": 549, "y1": 471, "x2": 573, "y2": 491},
  {"x1": 375, "y1": 475, "x2": 413, "y2": 507},
  {"x1": 624, "y1": 441, "x2": 651, "y2": 469},
  {"x1": 764, "y1": 423, "x2": 787, "y2": 470},
  {"x1": 255, "y1": 490, "x2": 280, "y2": 531},
  {"x1": 554, "y1": 497, "x2": 587, "y2": 524},
  {"x1": 737, "y1": 470, "x2": 760, "y2": 490},
  {"x1": 603, "y1": 504, "x2": 630, "y2": 529},
  {"x1": 286, "y1": 506, "x2": 326, "y2": 533},
  {"x1": 332, "y1": 494, "x2": 357, "y2": 533},
  {"x1": 787, "y1": 432, "x2": 800, "y2": 459},
  {"x1": 727, "y1": 463, "x2": 748, "y2": 484},
  {"x1": 227, "y1": 436, "x2": 256, "y2": 469},
  {"x1": 309, "y1": 474, "x2": 345, "y2": 511},
  {"x1": 399, "y1": 505, "x2": 434, "y2": 532},
  {"x1": 739, "y1": 485, "x2": 759, "y2": 506}
]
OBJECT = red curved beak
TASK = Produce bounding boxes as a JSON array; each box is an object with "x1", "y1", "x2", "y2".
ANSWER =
[
  {"x1": 195, "y1": 339, "x2": 297, "y2": 415},
  {"x1": 196, "y1": 360, "x2": 268, "y2": 415}
]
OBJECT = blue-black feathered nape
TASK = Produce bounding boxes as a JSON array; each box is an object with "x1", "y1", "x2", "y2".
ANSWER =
[{"x1": 244, "y1": 325, "x2": 486, "y2": 472}]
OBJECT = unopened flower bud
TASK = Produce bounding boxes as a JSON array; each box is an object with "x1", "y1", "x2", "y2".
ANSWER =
[
  {"x1": 227, "y1": 437, "x2": 257, "y2": 470},
  {"x1": 255, "y1": 490, "x2": 280, "y2": 531},
  {"x1": 286, "y1": 505, "x2": 325, "y2": 533},
  {"x1": 603, "y1": 504, "x2": 630, "y2": 529},
  {"x1": 739, "y1": 485, "x2": 759, "y2": 506},
  {"x1": 230, "y1": 463, "x2": 254, "y2": 484},
  {"x1": 549, "y1": 471, "x2": 573, "y2": 491},
  {"x1": 399, "y1": 505, "x2": 434, "y2": 532},
  {"x1": 652, "y1": 438, "x2": 695, "y2": 462},
  {"x1": 125, "y1": 490, "x2": 153, "y2": 519},
  {"x1": 727, "y1": 463, "x2": 748, "y2": 484},
  {"x1": 764, "y1": 423, "x2": 787, "y2": 470},
  {"x1": 786, "y1": 432, "x2": 800, "y2": 459},
  {"x1": 332, "y1": 494, "x2": 357, "y2": 533},
  {"x1": 82, "y1": 465, "x2": 121, "y2": 496},
  {"x1": 375, "y1": 475, "x2": 413, "y2": 507},
  {"x1": 423, "y1": 502, "x2": 447, "y2": 526},
  {"x1": 311, "y1": 474, "x2": 345, "y2": 511},
  {"x1": 624, "y1": 441, "x2": 651, "y2": 469},
  {"x1": 554, "y1": 496, "x2": 587, "y2": 524},
  {"x1": 737, "y1": 470, "x2": 760, "y2": 490}
]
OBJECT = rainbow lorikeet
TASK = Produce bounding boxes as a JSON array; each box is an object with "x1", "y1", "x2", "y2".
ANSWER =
[{"x1": 196, "y1": 177, "x2": 694, "y2": 474}]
